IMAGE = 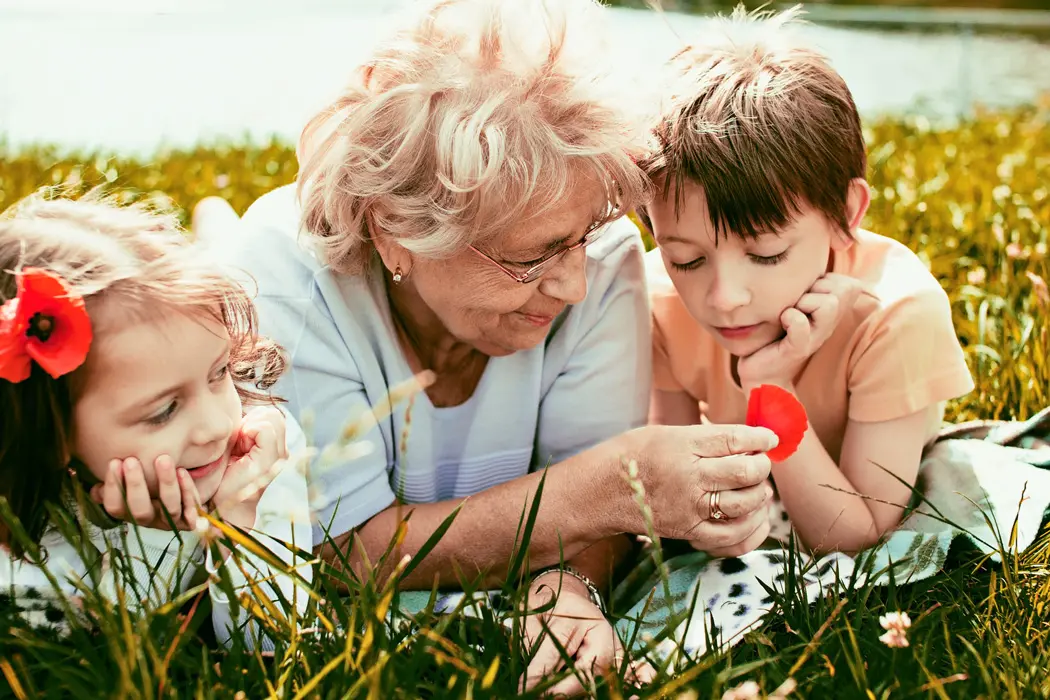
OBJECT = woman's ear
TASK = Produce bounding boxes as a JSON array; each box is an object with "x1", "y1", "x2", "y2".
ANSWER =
[{"x1": 367, "y1": 210, "x2": 411, "y2": 279}]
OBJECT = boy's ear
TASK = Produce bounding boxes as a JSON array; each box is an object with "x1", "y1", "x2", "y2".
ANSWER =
[
  {"x1": 845, "y1": 178, "x2": 871, "y2": 232},
  {"x1": 833, "y1": 178, "x2": 870, "y2": 251}
]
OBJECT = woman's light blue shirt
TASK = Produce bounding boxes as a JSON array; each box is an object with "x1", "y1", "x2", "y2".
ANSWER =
[{"x1": 216, "y1": 185, "x2": 652, "y2": 544}]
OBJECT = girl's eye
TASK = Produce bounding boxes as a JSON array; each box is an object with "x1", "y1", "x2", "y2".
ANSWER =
[
  {"x1": 211, "y1": 363, "x2": 230, "y2": 384},
  {"x1": 750, "y1": 251, "x2": 788, "y2": 266},
  {"x1": 671, "y1": 257, "x2": 706, "y2": 273},
  {"x1": 145, "y1": 400, "x2": 178, "y2": 426}
]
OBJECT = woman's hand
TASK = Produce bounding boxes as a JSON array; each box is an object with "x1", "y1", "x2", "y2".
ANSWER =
[
  {"x1": 90, "y1": 456, "x2": 202, "y2": 531},
  {"x1": 621, "y1": 423, "x2": 777, "y2": 556},
  {"x1": 521, "y1": 572, "x2": 655, "y2": 697}
]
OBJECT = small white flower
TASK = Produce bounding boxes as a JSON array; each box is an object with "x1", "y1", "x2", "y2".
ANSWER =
[
  {"x1": 722, "y1": 680, "x2": 761, "y2": 700},
  {"x1": 879, "y1": 611, "x2": 912, "y2": 632},
  {"x1": 879, "y1": 629, "x2": 910, "y2": 648}
]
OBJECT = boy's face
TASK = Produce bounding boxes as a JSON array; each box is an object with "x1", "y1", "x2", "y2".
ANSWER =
[{"x1": 649, "y1": 183, "x2": 855, "y2": 358}]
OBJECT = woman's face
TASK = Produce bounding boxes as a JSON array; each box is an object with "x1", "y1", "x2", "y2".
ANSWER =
[{"x1": 393, "y1": 184, "x2": 611, "y2": 357}]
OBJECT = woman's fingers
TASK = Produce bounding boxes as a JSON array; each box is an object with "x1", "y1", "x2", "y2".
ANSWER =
[
  {"x1": 703, "y1": 481, "x2": 773, "y2": 520},
  {"x1": 704, "y1": 515, "x2": 773, "y2": 559},
  {"x1": 686, "y1": 424, "x2": 779, "y2": 461},
  {"x1": 523, "y1": 629, "x2": 569, "y2": 692},
  {"x1": 695, "y1": 451, "x2": 773, "y2": 492},
  {"x1": 688, "y1": 505, "x2": 770, "y2": 552}
]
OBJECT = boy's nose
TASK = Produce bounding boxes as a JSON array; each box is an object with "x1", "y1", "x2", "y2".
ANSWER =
[{"x1": 707, "y1": 273, "x2": 750, "y2": 312}]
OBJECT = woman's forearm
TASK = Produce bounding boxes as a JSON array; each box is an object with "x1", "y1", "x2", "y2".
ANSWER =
[{"x1": 317, "y1": 436, "x2": 637, "y2": 590}]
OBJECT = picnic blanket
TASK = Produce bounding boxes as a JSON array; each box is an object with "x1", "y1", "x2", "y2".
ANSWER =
[
  {"x1": 400, "y1": 408, "x2": 1050, "y2": 666},
  {"x1": 613, "y1": 408, "x2": 1050, "y2": 666}
]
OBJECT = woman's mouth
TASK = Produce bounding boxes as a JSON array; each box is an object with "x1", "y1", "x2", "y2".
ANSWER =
[{"x1": 517, "y1": 311, "x2": 556, "y2": 327}]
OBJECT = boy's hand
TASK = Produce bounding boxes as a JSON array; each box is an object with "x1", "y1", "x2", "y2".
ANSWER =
[
  {"x1": 210, "y1": 406, "x2": 288, "y2": 529},
  {"x1": 738, "y1": 273, "x2": 863, "y2": 390}
]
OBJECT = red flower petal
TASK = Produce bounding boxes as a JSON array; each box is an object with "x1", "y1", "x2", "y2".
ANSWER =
[
  {"x1": 0, "y1": 298, "x2": 32, "y2": 382},
  {"x1": 745, "y1": 384, "x2": 808, "y2": 462},
  {"x1": 14, "y1": 268, "x2": 93, "y2": 380}
]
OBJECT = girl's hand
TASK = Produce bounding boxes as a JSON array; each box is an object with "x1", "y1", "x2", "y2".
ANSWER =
[
  {"x1": 209, "y1": 406, "x2": 287, "y2": 529},
  {"x1": 91, "y1": 456, "x2": 202, "y2": 531},
  {"x1": 737, "y1": 273, "x2": 863, "y2": 390},
  {"x1": 521, "y1": 574, "x2": 655, "y2": 696}
]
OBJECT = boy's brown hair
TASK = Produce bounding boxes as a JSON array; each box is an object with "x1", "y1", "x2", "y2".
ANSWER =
[{"x1": 638, "y1": 5, "x2": 867, "y2": 240}]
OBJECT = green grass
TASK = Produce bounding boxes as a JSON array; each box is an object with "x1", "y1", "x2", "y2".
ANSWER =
[{"x1": 2, "y1": 102, "x2": 1050, "y2": 698}]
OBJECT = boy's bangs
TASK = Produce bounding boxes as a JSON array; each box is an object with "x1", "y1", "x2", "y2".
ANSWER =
[{"x1": 665, "y1": 139, "x2": 805, "y2": 242}]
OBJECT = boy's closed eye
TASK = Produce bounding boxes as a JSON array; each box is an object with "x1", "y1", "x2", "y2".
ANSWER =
[{"x1": 669, "y1": 247, "x2": 791, "y2": 273}]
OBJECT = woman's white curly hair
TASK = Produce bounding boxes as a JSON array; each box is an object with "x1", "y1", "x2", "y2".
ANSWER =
[{"x1": 296, "y1": 0, "x2": 651, "y2": 274}]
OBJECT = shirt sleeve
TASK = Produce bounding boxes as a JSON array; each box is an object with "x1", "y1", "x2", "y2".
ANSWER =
[
  {"x1": 0, "y1": 519, "x2": 203, "y2": 634},
  {"x1": 253, "y1": 286, "x2": 396, "y2": 543},
  {"x1": 534, "y1": 220, "x2": 653, "y2": 466},
  {"x1": 206, "y1": 408, "x2": 316, "y2": 652},
  {"x1": 216, "y1": 192, "x2": 397, "y2": 543},
  {"x1": 847, "y1": 287, "x2": 974, "y2": 423}
]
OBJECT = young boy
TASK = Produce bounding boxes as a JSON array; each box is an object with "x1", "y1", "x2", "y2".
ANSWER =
[{"x1": 639, "y1": 7, "x2": 974, "y2": 555}]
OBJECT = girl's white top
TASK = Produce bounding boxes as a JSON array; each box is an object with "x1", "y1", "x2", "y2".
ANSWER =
[{"x1": 0, "y1": 408, "x2": 314, "y2": 651}]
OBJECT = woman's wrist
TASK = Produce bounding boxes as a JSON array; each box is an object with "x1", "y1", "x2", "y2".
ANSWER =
[
  {"x1": 591, "y1": 426, "x2": 650, "y2": 535},
  {"x1": 530, "y1": 565, "x2": 605, "y2": 612}
]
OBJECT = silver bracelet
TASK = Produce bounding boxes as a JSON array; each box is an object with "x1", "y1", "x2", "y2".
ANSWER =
[{"x1": 532, "y1": 564, "x2": 606, "y2": 614}]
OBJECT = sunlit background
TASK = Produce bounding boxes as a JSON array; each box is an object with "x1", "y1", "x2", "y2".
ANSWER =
[{"x1": 1, "y1": 0, "x2": 1048, "y2": 154}]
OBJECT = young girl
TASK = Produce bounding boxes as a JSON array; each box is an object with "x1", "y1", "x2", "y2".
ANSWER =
[{"x1": 0, "y1": 191, "x2": 313, "y2": 650}]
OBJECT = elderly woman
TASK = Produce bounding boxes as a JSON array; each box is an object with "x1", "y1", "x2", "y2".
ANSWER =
[{"x1": 193, "y1": 0, "x2": 776, "y2": 689}]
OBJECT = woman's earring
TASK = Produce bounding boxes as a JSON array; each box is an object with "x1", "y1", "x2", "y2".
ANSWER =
[{"x1": 392, "y1": 265, "x2": 404, "y2": 284}]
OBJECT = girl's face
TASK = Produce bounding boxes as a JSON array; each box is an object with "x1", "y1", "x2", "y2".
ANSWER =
[{"x1": 72, "y1": 311, "x2": 243, "y2": 505}]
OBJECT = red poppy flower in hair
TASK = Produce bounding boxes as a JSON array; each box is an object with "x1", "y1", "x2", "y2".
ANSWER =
[
  {"x1": 0, "y1": 268, "x2": 93, "y2": 383},
  {"x1": 745, "y1": 384, "x2": 808, "y2": 463}
]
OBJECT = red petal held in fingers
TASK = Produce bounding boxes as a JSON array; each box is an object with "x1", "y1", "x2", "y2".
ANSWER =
[{"x1": 745, "y1": 384, "x2": 808, "y2": 462}]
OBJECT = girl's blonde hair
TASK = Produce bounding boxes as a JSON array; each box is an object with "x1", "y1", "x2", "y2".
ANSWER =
[
  {"x1": 0, "y1": 190, "x2": 285, "y2": 555},
  {"x1": 297, "y1": 0, "x2": 651, "y2": 274}
]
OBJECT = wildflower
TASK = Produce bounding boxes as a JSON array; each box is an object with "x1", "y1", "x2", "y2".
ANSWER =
[
  {"x1": 879, "y1": 629, "x2": 909, "y2": 648},
  {"x1": 722, "y1": 680, "x2": 761, "y2": 700},
  {"x1": 879, "y1": 610, "x2": 912, "y2": 648},
  {"x1": 1025, "y1": 271, "x2": 1049, "y2": 307},
  {"x1": 1006, "y1": 242, "x2": 1024, "y2": 259},
  {"x1": 966, "y1": 267, "x2": 986, "y2": 285}
]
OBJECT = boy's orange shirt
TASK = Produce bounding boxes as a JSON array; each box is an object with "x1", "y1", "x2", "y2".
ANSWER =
[{"x1": 647, "y1": 229, "x2": 975, "y2": 463}]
